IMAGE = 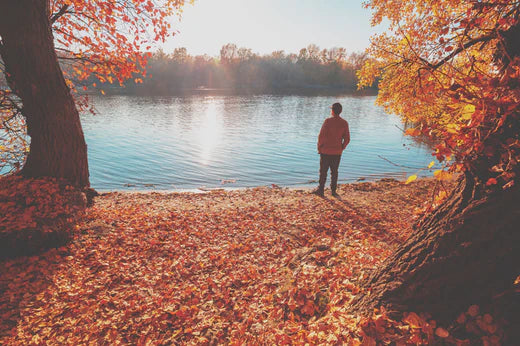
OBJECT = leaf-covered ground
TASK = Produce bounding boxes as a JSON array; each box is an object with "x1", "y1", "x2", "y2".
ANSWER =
[{"x1": 0, "y1": 178, "x2": 516, "y2": 344}]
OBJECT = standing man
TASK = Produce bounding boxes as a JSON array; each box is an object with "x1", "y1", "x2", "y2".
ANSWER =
[{"x1": 313, "y1": 102, "x2": 350, "y2": 197}]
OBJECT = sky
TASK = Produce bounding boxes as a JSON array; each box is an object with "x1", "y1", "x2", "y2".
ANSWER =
[{"x1": 162, "y1": 0, "x2": 385, "y2": 57}]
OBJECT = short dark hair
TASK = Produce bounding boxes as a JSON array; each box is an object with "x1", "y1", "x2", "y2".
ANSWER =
[{"x1": 332, "y1": 102, "x2": 342, "y2": 115}]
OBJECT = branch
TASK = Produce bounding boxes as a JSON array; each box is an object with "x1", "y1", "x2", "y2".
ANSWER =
[
  {"x1": 429, "y1": 33, "x2": 497, "y2": 70},
  {"x1": 50, "y1": 4, "x2": 70, "y2": 24},
  {"x1": 377, "y1": 155, "x2": 426, "y2": 170}
]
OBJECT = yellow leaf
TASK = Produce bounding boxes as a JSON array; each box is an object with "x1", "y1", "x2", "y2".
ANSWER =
[
  {"x1": 428, "y1": 161, "x2": 435, "y2": 169},
  {"x1": 434, "y1": 170, "x2": 452, "y2": 181},
  {"x1": 446, "y1": 123, "x2": 459, "y2": 134},
  {"x1": 405, "y1": 175, "x2": 417, "y2": 184},
  {"x1": 461, "y1": 104, "x2": 475, "y2": 120}
]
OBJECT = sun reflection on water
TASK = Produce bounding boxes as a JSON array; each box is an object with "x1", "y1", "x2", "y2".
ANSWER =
[{"x1": 197, "y1": 101, "x2": 222, "y2": 165}]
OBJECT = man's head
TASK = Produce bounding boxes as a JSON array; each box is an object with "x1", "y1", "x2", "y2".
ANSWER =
[{"x1": 331, "y1": 102, "x2": 342, "y2": 116}]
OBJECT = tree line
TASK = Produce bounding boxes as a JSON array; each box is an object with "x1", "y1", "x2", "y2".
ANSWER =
[{"x1": 97, "y1": 44, "x2": 372, "y2": 94}]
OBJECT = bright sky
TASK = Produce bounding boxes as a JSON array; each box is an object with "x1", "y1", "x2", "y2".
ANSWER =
[{"x1": 163, "y1": 0, "x2": 384, "y2": 57}]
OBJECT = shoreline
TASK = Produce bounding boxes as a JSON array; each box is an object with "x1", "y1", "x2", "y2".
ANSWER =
[{"x1": 93, "y1": 176, "x2": 430, "y2": 195}]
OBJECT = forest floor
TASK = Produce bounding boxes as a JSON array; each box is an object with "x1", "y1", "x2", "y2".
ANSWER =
[{"x1": 1, "y1": 178, "x2": 517, "y2": 345}]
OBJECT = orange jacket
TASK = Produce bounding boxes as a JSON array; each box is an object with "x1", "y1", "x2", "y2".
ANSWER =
[{"x1": 317, "y1": 116, "x2": 350, "y2": 155}]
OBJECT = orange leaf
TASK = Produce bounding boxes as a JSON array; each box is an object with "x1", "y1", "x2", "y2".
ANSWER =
[
  {"x1": 403, "y1": 312, "x2": 424, "y2": 329},
  {"x1": 485, "y1": 178, "x2": 497, "y2": 186},
  {"x1": 405, "y1": 128, "x2": 421, "y2": 136}
]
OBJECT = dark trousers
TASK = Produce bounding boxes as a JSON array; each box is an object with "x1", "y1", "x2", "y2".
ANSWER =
[{"x1": 319, "y1": 154, "x2": 341, "y2": 193}]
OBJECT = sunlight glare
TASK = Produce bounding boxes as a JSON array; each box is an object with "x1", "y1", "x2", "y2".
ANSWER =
[{"x1": 198, "y1": 101, "x2": 222, "y2": 165}]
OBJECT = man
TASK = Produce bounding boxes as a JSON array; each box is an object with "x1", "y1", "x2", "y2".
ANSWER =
[{"x1": 313, "y1": 102, "x2": 350, "y2": 197}]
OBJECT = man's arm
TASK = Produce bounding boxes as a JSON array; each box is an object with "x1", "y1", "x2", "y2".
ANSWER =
[
  {"x1": 317, "y1": 121, "x2": 326, "y2": 153},
  {"x1": 342, "y1": 122, "x2": 350, "y2": 150}
]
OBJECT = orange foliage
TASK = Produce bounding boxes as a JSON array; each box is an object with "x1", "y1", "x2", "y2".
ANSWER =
[
  {"x1": 51, "y1": 0, "x2": 189, "y2": 92},
  {"x1": 2, "y1": 180, "x2": 510, "y2": 344},
  {"x1": 0, "y1": 176, "x2": 85, "y2": 258},
  {"x1": 0, "y1": 181, "x2": 424, "y2": 344},
  {"x1": 359, "y1": 305, "x2": 505, "y2": 345},
  {"x1": 360, "y1": 0, "x2": 520, "y2": 188}
]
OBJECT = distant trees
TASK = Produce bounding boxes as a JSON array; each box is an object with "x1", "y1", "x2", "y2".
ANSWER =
[{"x1": 116, "y1": 44, "x2": 370, "y2": 94}]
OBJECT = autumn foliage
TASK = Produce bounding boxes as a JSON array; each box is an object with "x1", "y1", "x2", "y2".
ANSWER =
[
  {"x1": 359, "y1": 303, "x2": 511, "y2": 345},
  {"x1": 50, "y1": 0, "x2": 187, "y2": 91},
  {"x1": 359, "y1": 0, "x2": 520, "y2": 189},
  {"x1": 0, "y1": 176, "x2": 86, "y2": 259},
  {"x1": 1, "y1": 180, "x2": 517, "y2": 344}
]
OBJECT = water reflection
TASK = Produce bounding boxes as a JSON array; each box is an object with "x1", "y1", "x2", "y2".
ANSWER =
[
  {"x1": 197, "y1": 101, "x2": 222, "y2": 165},
  {"x1": 82, "y1": 94, "x2": 438, "y2": 190}
]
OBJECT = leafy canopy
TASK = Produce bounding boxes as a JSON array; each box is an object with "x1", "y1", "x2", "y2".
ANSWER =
[
  {"x1": 50, "y1": 0, "x2": 188, "y2": 89},
  {"x1": 359, "y1": 0, "x2": 520, "y2": 188}
]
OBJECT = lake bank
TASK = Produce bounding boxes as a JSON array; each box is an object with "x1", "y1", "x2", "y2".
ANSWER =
[{"x1": 4, "y1": 177, "x2": 516, "y2": 344}]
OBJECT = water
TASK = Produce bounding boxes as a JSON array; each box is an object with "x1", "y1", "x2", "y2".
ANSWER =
[{"x1": 82, "y1": 94, "x2": 436, "y2": 191}]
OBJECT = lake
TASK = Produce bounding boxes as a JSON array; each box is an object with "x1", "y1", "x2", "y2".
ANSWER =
[{"x1": 82, "y1": 94, "x2": 436, "y2": 191}]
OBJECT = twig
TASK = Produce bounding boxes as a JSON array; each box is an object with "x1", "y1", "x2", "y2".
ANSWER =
[{"x1": 377, "y1": 155, "x2": 427, "y2": 170}]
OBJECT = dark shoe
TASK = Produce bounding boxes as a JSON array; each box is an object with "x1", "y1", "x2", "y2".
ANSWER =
[
  {"x1": 312, "y1": 189, "x2": 324, "y2": 197},
  {"x1": 331, "y1": 191, "x2": 340, "y2": 198}
]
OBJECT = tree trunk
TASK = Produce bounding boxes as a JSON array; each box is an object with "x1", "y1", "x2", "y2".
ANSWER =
[
  {"x1": 0, "y1": 0, "x2": 89, "y2": 188},
  {"x1": 350, "y1": 172, "x2": 520, "y2": 320}
]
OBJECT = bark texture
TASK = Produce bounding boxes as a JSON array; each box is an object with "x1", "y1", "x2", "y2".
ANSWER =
[
  {"x1": 350, "y1": 173, "x2": 520, "y2": 320},
  {"x1": 0, "y1": 0, "x2": 89, "y2": 187}
]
